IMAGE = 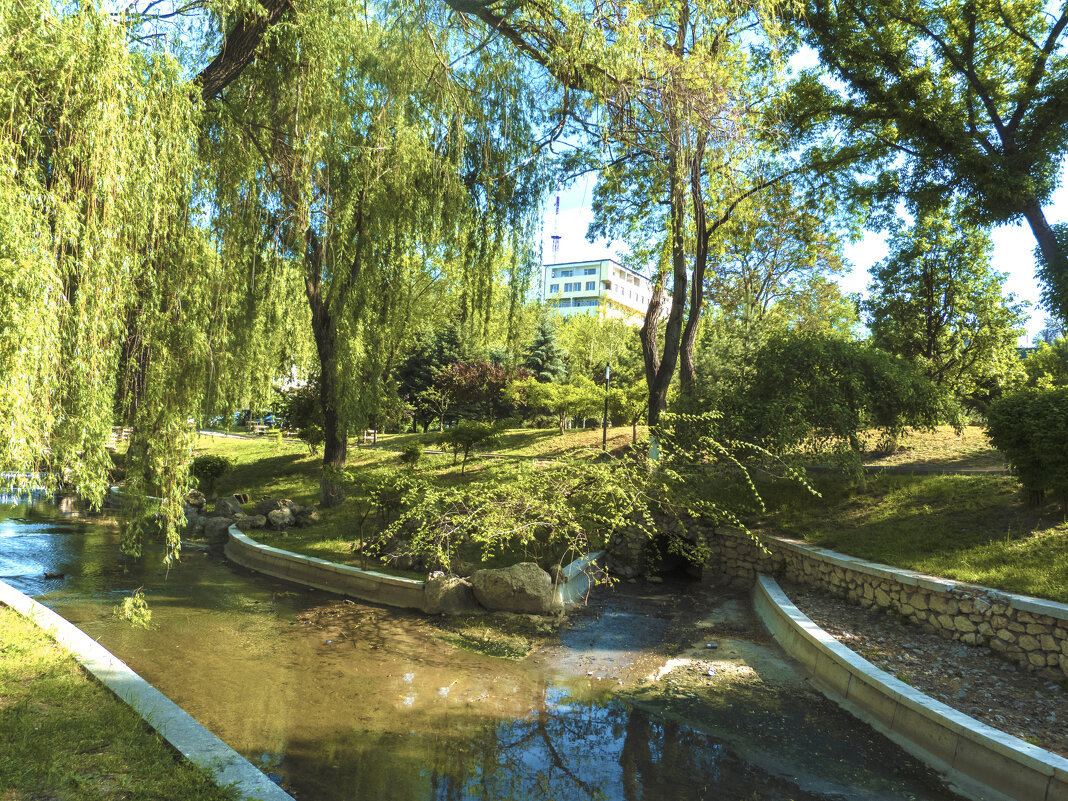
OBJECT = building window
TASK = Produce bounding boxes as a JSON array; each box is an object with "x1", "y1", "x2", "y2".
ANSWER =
[
  {"x1": 554, "y1": 269, "x2": 573, "y2": 278},
  {"x1": 586, "y1": 281, "x2": 596, "y2": 291},
  {"x1": 549, "y1": 283, "x2": 559, "y2": 293},
  {"x1": 604, "y1": 281, "x2": 612, "y2": 290},
  {"x1": 584, "y1": 267, "x2": 597, "y2": 275},
  {"x1": 558, "y1": 298, "x2": 573, "y2": 307}
]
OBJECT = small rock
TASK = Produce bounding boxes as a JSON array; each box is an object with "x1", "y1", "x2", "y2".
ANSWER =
[
  {"x1": 255, "y1": 497, "x2": 299, "y2": 517},
  {"x1": 184, "y1": 489, "x2": 207, "y2": 509}
]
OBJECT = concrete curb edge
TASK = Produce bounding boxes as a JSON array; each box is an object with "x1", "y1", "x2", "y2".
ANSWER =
[
  {"x1": 0, "y1": 579, "x2": 294, "y2": 801},
  {"x1": 752, "y1": 574, "x2": 1068, "y2": 801}
]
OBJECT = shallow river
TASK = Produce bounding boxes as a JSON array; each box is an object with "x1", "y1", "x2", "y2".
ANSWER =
[{"x1": 0, "y1": 496, "x2": 966, "y2": 801}]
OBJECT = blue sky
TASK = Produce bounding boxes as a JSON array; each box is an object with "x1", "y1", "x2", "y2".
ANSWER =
[{"x1": 542, "y1": 166, "x2": 1068, "y2": 344}]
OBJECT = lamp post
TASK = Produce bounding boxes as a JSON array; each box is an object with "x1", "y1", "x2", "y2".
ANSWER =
[{"x1": 602, "y1": 361, "x2": 611, "y2": 451}]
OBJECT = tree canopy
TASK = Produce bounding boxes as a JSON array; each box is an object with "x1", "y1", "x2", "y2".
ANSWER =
[{"x1": 789, "y1": 0, "x2": 1068, "y2": 290}]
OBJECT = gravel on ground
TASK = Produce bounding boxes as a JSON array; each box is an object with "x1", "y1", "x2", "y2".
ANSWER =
[{"x1": 781, "y1": 581, "x2": 1068, "y2": 758}]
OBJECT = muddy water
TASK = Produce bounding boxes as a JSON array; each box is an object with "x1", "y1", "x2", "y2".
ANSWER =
[{"x1": 0, "y1": 497, "x2": 965, "y2": 801}]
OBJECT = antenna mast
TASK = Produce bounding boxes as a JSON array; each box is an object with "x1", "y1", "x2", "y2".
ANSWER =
[{"x1": 550, "y1": 189, "x2": 561, "y2": 263}]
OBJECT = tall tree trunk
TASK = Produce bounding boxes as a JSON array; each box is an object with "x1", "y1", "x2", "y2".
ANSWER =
[
  {"x1": 641, "y1": 129, "x2": 690, "y2": 428},
  {"x1": 315, "y1": 322, "x2": 347, "y2": 508},
  {"x1": 1021, "y1": 197, "x2": 1064, "y2": 271},
  {"x1": 305, "y1": 235, "x2": 348, "y2": 508},
  {"x1": 640, "y1": 275, "x2": 665, "y2": 419},
  {"x1": 679, "y1": 137, "x2": 709, "y2": 396}
]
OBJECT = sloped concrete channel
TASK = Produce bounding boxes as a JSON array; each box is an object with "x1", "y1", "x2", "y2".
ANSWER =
[
  {"x1": 754, "y1": 575, "x2": 1068, "y2": 801},
  {"x1": 1, "y1": 497, "x2": 973, "y2": 800}
]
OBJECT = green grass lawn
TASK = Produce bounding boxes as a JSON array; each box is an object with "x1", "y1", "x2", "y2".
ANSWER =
[
  {"x1": 763, "y1": 471, "x2": 1068, "y2": 603},
  {"x1": 375, "y1": 424, "x2": 645, "y2": 459},
  {"x1": 857, "y1": 424, "x2": 1007, "y2": 470},
  {"x1": 0, "y1": 605, "x2": 238, "y2": 801}
]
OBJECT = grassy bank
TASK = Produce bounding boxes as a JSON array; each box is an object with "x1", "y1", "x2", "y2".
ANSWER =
[
  {"x1": 854, "y1": 424, "x2": 1006, "y2": 471},
  {"x1": 0, "y1": 605, "x2": 237, "y2": 801},
  {"x1": 764, "y1": 471, "x2": 1068, "y2": 603},
  {"x1": 192, "y1": 426, "x2": 1066, "y2": 604},
  {"x1": 193, "y1": 427, "x2": 642, "y2": 574}
]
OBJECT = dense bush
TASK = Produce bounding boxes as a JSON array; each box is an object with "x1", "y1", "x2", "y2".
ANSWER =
[
  {"x1": 190, "y1": 454, "x2": 235, "y2": 496},
  {"x1": 732, "y1": 332, "x2": 946, "y2": 460},
  {"x1": 986, "y1": 387, "x2": 1068, "y2": 508},
  {"x1": 384, "y1": 412, "x2": 811, "y2": 574},
  {"x1": 399, "y1": 442, "x2": 424, "y2": 468},
  {"x1": 274, "y1": 377, "x2": 320, "y2": 430}
]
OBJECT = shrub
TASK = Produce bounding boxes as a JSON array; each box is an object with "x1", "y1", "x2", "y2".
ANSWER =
[
  {"x1": 299, "y1": 424, "x2": 324, "y2": 455},
  {"x1": 399, "y1": 442, "x2": 424, "y2": 468},
  {"x1": 986, "y1": 387, "x2": 1068, "y2": 508},
  {"x1": 734, "y1": 332, "x2": 946, "y2": 461},
  {"x1": 1023, "y1": 338, "x2": 1068, "y2": 388},
  {"x1": 438, "y1": 421, "x2": 501, "y2": 474},
  {"x1": 190, "y1": 454, "x2": 235, "y2": 496}
]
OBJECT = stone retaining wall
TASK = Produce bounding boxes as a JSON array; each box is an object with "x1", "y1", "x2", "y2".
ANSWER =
[{"x1": 708, "y1": 529, "x2": 1068, "y2": 683}]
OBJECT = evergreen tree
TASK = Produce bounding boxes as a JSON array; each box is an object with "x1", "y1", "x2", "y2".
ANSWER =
[
  {"x1": 864, "y1": 205, "x2": 1027, "y2": 411},
  {"x1": 397, "y1": 328, "x2": 463, "y2": 431},
  {"x1": 523, "y1": 318, "x2": 568, "y2": 383}
]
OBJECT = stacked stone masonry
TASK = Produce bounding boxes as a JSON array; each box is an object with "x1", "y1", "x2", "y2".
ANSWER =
[{"x1": 706, "y1": 528, "x2": 1068, "y2": 684}]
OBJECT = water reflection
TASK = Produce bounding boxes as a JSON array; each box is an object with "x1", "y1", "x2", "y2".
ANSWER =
[{"x1": 0, "y1": 502, "x2": 962, "y2": 801}]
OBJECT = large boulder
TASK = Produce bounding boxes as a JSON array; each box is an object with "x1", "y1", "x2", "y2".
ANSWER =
[
  {"x1": 267, "y1": 508, "x2": 295, "y2": 530},
  {"x1": 232, "y1": 513, "x2": 267, "y2": 530},
  {"x1": 185, "y1": 489, "x2": 207, "y2": 510},
  {"x1": 214, "y1": 495, "x2": 244, "y2": 517},
  {"x1": 184, "y1": 507, "x2": 206, "y2": 533},
  {"x1": 254, "y1": 498, "x2": 299, "y2": 517},
  {"x1": 469, "y1": 562, "x2": 559, "y2": 615},
  {"x1": 423, "y1": 573, "x2": 483, "y2": 615},
  {"x1": 204, "y1": 516, "x2": 233, "y2": 547}
]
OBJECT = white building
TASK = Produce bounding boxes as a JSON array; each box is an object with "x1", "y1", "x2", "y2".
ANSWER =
[{"x1": 543, "y1": 259, "x2": 653, "y2": 321}]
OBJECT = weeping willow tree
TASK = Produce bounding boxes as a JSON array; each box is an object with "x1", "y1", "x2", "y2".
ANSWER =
[
  {"x1": 0, "y1": 0, "x2": 543, "y2": 565},
  {"x1": 208, "y1": 0, "x2": 545, "y2": 506},
  {"x1": 0, "y1": 0, "x2": 232, "y2": 557}
]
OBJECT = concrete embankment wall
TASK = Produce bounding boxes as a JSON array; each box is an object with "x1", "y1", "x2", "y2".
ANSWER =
[
  {"x1": 708, "y1": 529, "x2": 1068, "y2": 683},
  {"x1": 225, "y1": 528, "x2": 429, "y2": 610},
  {"x1": 754, "y1": 575, "x2": 1068, "y2": 801},
  {"x1": 0, "y1": 579, "x2": 293, "y2": 801},
  {"x1": 225, "y1": 527, "x2": 601, "y2": 611}
]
